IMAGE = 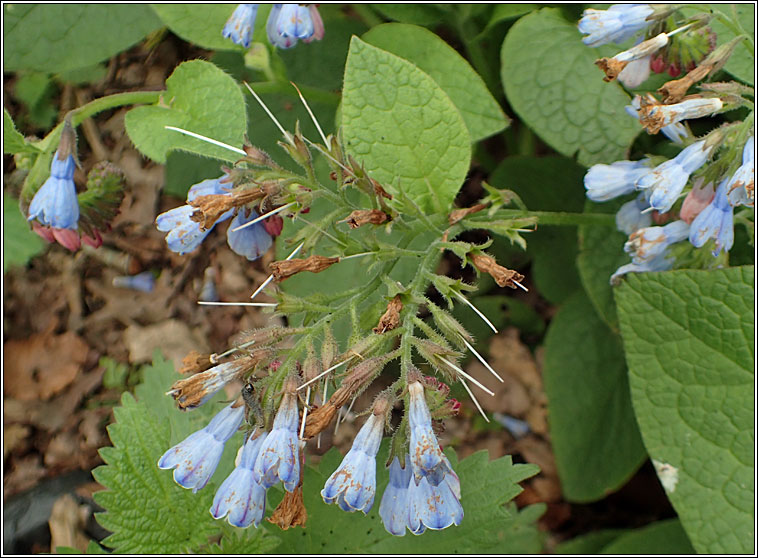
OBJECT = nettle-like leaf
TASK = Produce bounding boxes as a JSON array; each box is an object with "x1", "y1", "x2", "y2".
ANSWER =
[
  {"x1": 272, "y1": 447, "x2": 544, "y2": 554},
  {"x1": 92, "y1": 355, "x2": 256, "y2": 553},
  {"x1": 542, "y1": 291, "x2": 646, "y2": 502},
  {"x1": 576, "y1": 199, "x2": 629, "y2": 332},
  {"x1": 3, "y1": 193, "x2": 44, "y2": 272},
  {"x1": 125, "y1": 59, "x2": 247, "y2": 164},
  {"x1": 615, "y1": 267, "x2": 755, "y2": 554},
  {"x1": 341, "y1": 37, "x2": 471, "y2": 214},
  {"x1": 363, "y1": 23, "x2": 509, "y2": 142},
  {"x1": 500, "y1": 8, "x2": 639, "y2": 166},
  {"x1": 3, "y1": 4, "x2": 161, "y2": 73},
  {"x1": 4, "y1": 108, "x2": 40, "y2": 155}
]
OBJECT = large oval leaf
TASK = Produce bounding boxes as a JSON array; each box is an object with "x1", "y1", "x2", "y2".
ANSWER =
[
  {"x1": 341, "y1": 37, "x2": 471, "y2": 213},
  {"x1": 501, "y1": 8, "x2": 639, "y2": 166}
]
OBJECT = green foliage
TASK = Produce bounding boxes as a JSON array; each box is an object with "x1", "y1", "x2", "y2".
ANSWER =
[
  {"x1": 125, "y1": 60, "x2": 247, "y2": 164},
  {"x1": 12, "y1": 72, "x2": 58, "y2": 129},
  {"x1": 615, "y1": 267, "x2": 755, "y2": 554},
  {"x1": 363, "y1": 23, "x2": 509, "y2": 142},
  {"x1": 489, "y1": 155, "x2": 586, "y2": 304},
  {"x1": 3, "y1": 108, "x2": 41, "y2": 155},
  {"x1": 556, "y1": 519, "x2": 695, "y2": 554},
  {"x1": 598, "y1": 519, "x2": 695, "y2": 554},
  {"x1": 341, "y1": 37, "x2": 471, "y2": 213},
  {"x1": 92, "y1": 355, "x2": 246, "y2": 553},
  {"x1": 3, "y1": 193, "x2": 45, "y2": 272},
  {"x1": 3, "y1": 4, "x2": 161, "y2": 73},
  {"x1": 542, "y1": 291, "x2": 646, "y2": 502},
  {"x1": 92, "y1": 355, "x2": 542, "y2": 553},
  {"x1": 706, "y1": 4, "x2": 755, "y2": 86},
  {"x1": 576, "y1": 200, "x2": 628, "y2": 331},
  {"x1": 273, "y1": 448, "x2": 544, "y2": 554},
  {"x1": 371, "y1": 4, "x2": 448, "y2": 27},
  {"x1": 280, "y1": 5, "x2": 368, "y2": 91},
  {"x1": 150, "y1": 4, "x2": 253, "y2": 51},
  {"x1": 501, "y1": 8, "x2": 640, "y2": 166}
]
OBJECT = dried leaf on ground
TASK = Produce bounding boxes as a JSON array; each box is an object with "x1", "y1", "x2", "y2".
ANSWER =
[
  {"x1": 4, "y1": 330, "x2": 89, "y2": 401},
  {"x1": 124, "y1": 319, "x2": 209, "y2": 368},
  {"x1": 49, "y1": 493, "x2": 90, "y2": 553}
]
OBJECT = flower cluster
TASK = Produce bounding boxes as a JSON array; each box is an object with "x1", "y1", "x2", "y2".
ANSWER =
[
  {"x1": 222, "y1": 3, "x2": 324, "y2": 49},
  {"x1": 578, "y1": 3, "x2": 716, "y2": 87},
  {"x1": 156, "y1": 175, "x2": 275, "y2": 260},
  {"x1": 26, "y1": 122, "x2": 124, "y2": 251},
  {"x1": 578, "y1": 4, "x2": 754, "y2": 284}
]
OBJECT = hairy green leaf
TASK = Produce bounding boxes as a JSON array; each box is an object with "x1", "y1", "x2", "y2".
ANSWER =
[
  {"x1": 342, "y1": 37, "x2": 471, "y2": 213},
  {"x1": 3, "y1": 4, "x2": 160, "y2": 73},
  {"x1": 273, "y1": 446, "x2": 544, "y2": 553},
  {"x1": 3, "y1": 193, "x2": 44, "y2": 272},
  {"x1": 363, "y1": 23, "x2": 509, "y2": 142},
  {"x1": 3, "y1": 108, "x2": 40, "y2": 155},
  {"x1": 615, "y1": 267, "x2": 755, "y2": 554},
  {"x1": 543, "y1": 291, "x2": 646, "y2": 502},
  {"x1": 125, "y1": 60, "x2": 247, "y2": 164},
  {"x1": 93, "y1": 354, "x2": 244, "y2": 553},
  {"x1": 501, "y1": 8, "x2": 639, "y2": 166}
]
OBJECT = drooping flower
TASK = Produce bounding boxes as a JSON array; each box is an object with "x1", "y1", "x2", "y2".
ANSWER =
[
  {"x1": 689, "y1": 179, "x2": 735, "y2": 255},
  {"x1": 28, "y1": 123, "x2": 81, "y2": 251},
  {"x1": 578, "y1": 4, "x2": 655, "y2": 47},
  {"x1": 624, "y1": 220, "x2": 690, "y2": 265},
  {"x1": 210, "y1": 429, "x2": 268, "y2": 528},
  {"x1": 635, "y1": 141, "x2": 713, "y2": 213},
  {"x1": 617, "y1": 54, "x2": 652, "y2": 88},
  {"x1": 408, "y1": 381, "x2": 453, "y2": 487},
  {"x1": 639, "y1": 97, "x2": 723, "y2": 134},
  {"x1": 222, "y1": 4, "x2": 259, "y2": 48},
  {"x1": 597, "y1": 33, "x2": 668, "y2": 82},
  {"x1": 584, "y1": 159, "x2": 651, "y2": 202},
  {"x1": 726, "y1": 136, "x2": 754, "y2": 207},
  {"x1": 227, "y1": 208, "x2": 274, "y2": 261},
  {"x1": 252, "y1": 377, "x2": 300, "y2": 492},
  {"x1": 321, "y1": 407, "x2": 385, "y2": 513},
  {"x1": 616, "y1": 194, "x2": 652, "y2": 235},
  {"x1": 156, "y1": 176, "x2": 234, "y2": 254},
  {"x1": 266, "y1": 3, "x2": 323, "y2": 49},
  {"x1": 626, "y1": 95, "x2": 688, "y2": 144},
  {"x1": 167, "y1": 356, "x2": 255, "y2": 410},
  {"x1": 407, "y1": 466, "x2": 463, "y2": 535},
  {"x1": 379, "y1": 456, "x2": 413, "y2": 536},
  {"x1": 158, "y1": 402, "x2": 245, "y2": 493}
]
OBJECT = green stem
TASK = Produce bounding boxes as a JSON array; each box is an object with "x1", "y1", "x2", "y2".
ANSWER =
[
  {"x1": 34, "y1": 91, "x2": 164, "y2": 152},
  {"x1": 466, "y1": 209, "x2": 616, "y2": 227}
]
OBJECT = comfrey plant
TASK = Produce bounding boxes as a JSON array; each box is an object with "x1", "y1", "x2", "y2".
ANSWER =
[
  {"x1": 578, "y1": 3, "x2": 755, "y2": 284},
  {"x1": 144, "y1": 76, "x2": 537, "y2": 534}
]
